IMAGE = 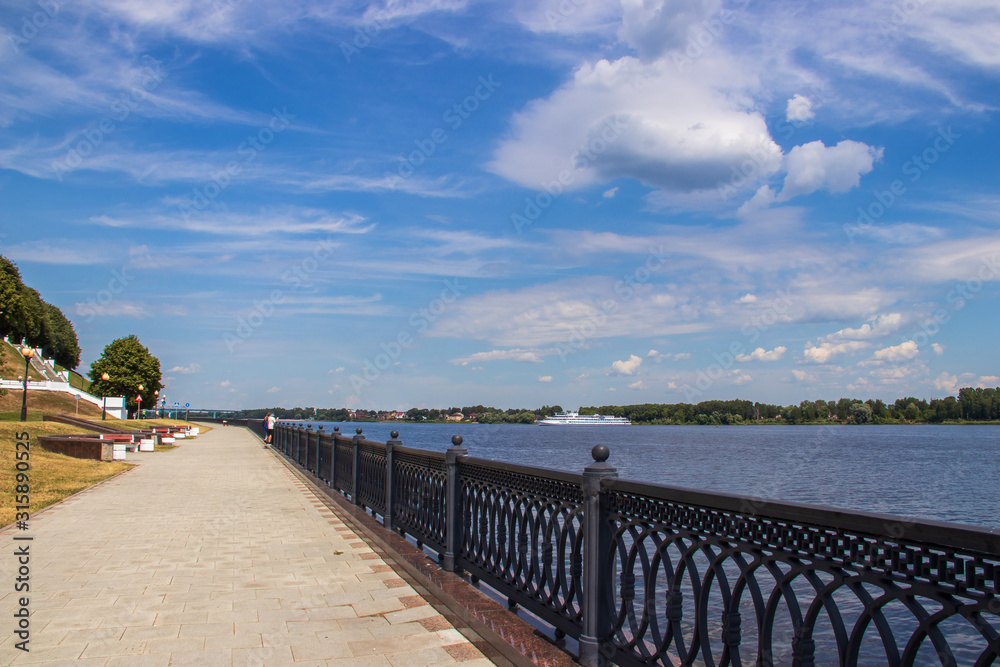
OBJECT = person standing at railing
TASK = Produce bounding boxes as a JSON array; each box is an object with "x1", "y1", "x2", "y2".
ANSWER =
[{"x1": 264, "y1": 412, "x2": 276, "y2": 445}]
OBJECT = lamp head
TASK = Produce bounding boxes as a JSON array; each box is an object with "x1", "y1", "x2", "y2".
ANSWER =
[
  {"x1": 101, "y1": 372, "x2": 110, "y2": 381},
  {"x1": 21, "y1": 346, "x2": 33, "y2": 358}
]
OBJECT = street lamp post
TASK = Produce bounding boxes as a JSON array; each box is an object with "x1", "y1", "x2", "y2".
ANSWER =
[
  {"x1": 101, "y1": 372, "x2": 110, "y2": 420},
  {"x1": 19, "y1": 346, "x2": 34, "y2": 422},
  {"x1": 136, "y1": 384, "x2": 144, "y2": 419}
]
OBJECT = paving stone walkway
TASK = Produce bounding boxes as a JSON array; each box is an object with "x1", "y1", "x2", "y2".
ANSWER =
[{"x1": 0, "y1": 424, "x2": 494, "y2": 666}]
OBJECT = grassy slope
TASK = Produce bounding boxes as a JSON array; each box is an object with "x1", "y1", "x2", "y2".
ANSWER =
[
  {"x1": 0, "y1": 339, "x2": 45, "y2": 382},
  {"x1": 0, "y1": 389, "x2": 105, "y2": 420}
]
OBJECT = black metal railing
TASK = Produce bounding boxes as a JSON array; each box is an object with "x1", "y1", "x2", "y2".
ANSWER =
[{"x1": 271, "y1": 423, "x2": 1000, "y2": 667}]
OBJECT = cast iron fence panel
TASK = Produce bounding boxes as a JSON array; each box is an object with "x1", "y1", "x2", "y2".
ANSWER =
[
  {"x1": 317, "y1": 433, "x2": 332, "y2": 484},
  {"x1": 392, "y1": 446, "x2": 447, "y2": 551},
  {"x1": 600, "y1": 478, "x2": 1000, "y2": 667},
  {"x1": 357, "y1": 440, "x2": 387, "y2": 515},
  {"x1": 459, "y1": 457, "x2": 586, "y2": 638},
  {"x1": 297, "y1": 428, "x2": 307, "y2": 466},
  {"x1": 333, "y1": 435, "x2": 354, "y2": 496},
  {"x1": 305, "y1": 429, "x2": 317, "y2": 472}
]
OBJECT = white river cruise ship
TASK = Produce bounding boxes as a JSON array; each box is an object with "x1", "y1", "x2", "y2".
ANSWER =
[{"x1": 538, "y1": 411, "x2": 632, "y2": 425}]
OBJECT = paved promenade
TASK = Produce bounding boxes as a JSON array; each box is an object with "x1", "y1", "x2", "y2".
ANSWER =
[{"x1": 0, "y1": 424, "x2": 494, "y2": 666}]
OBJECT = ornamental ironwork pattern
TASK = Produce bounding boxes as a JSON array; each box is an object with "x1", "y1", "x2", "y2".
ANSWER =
[
  {"x1": 304, "y1": 431, "x2": 317, "y2": 473},
  {"x1": 601, "y1": 484, "x2": 1000, "y2": 666},
  {"x1": 357, "y1": 441, "x2": 387, "y2": 515},
  {"x1": 317, "y1": 436, "x2": 332, "y2": 484},
  {"x1": 459, "y1": 460, "x2": 585, "y2": 635},
  {"x1": 333, "y1": 437, "x2": 353, "y2": 495},
  {"x1": 393, "y1": 450, "x2": 446, "y2": 550}
]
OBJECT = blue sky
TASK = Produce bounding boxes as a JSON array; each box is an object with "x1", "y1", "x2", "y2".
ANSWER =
[{"x1": 2, "y1": 0, "x2": 998, "y2": 412}]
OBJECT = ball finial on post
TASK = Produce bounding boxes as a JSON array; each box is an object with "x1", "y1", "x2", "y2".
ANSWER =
[
  {"x1": 452, "y1": 435, "x2": 463, "y2": 447},
  {"x1": 356, "y1": 427, "x2": 363, "y2": 435},
  {"x1": 391, "y1": 430, "x2": 399, "y2": 439},
  {"x1": 592, "y1": 444, "x2": 610, "y2": 463}
]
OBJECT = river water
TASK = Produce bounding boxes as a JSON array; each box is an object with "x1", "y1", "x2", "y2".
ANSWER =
[{"x1": 293, "y1": 422, "x2": 1000, "y2": 529}]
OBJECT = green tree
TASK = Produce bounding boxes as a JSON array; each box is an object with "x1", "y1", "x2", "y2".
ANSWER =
[
  {"x1": 42, "y1": 302, "x2": 81, "y2": 369},
  {"x1": 849, "y1": 402, "x2": 872, "y2": 424},
  {"x1": 904, "y1": 401, "x2": 920, "y2": 422},
  {"x1": 0, "y1": 255, "x2": 29, "y2": 341},
  {"x1": 88, "y1": 335, "x2": 163, "y2": 417},
  {"x1": 19, "y1": 287, "x2": 50, "y2": 349}
]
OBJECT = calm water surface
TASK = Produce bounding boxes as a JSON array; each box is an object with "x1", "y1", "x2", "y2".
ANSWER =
[{"x1": 292, "y1": 422, "x2": 1000, "y2": 529}]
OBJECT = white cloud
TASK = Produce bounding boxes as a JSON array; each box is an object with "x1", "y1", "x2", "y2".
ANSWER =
[
  {"x1": 628, "y1": 380, "x2": 647, "y2": 390},
  {"x1": 735, "y1": 346, "x2": 787, "y2": 362},
  {"x1": 266, "y1": 386, "x2": 280, "y2": 393},
  {"x1": 824, "y1": 313, "x2": 903, "y2": 341},
  {"x1": 538, "y1": 375, "x2": 553, "y2": 383},
  {"x1": 786, "y1": 94, "x2": 815, "y2": 123},
  {"x1": 166, "y1": 363, "x2": 202, "y2": 375},
  {"x1": 802, "y1": 341, "x2": 870, "y2": 364},
  {"x1": 220, "y1": 380, "x2": 231, "y2": 387},
  {"x1": 452, "y1": 348, "x2": 548, "y2": 364},
  {"x1": 852, "y1": 223, "x2": 946, "y2": 246},
  {"x1": 791, "y1": 369, "x2": 815, "y2": 382},
  {"x1": 611, "y1": 354, "x2": 643, "y2": 375},
  {"x1": 778, "y1": 140, "x2": 883, "y2": 201},
  {"x1": 514, "y1": 0, "x2": 621, "y2": 35},
  {"x1": 603, "y1": 186, "x2": 619, "y2": 198},
  {"x1": 872, "y1": 340, "x2": 919, "y2": 362},
  {"x1": 936, "y1": 372, "x2": 1000, "y2": 394},
  {"x1": 646, "y1": 349, "x2": 675, "y2": 362},
  {"x1": 673, "y1": 352, "x2": 691, "y2": 360},
  {"x1": 73, "y1": 300, "x2": 152, "y2": 319},
  {"x1": 618, "y1": 0, "x2": 722, "y2": 61},
  {"x1": 736, "y1": 185, "x2": 777, "y2": 215},
  {"x1": 933, "y1": 372, "x2": 959, "y2": 393},
  {"x1": 737, "y1": 293, "x2": 758, "y2": 304},
  {"x1": 932, "y1": 344, "x2": 944, "y2": 356},
  {"x1": 487, "y1": 56, "x2": 781, "y2": 196}
]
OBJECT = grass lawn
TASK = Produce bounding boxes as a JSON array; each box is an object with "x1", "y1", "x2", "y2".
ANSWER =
[{"x1": 0, "y1": 421, "x2": 133, "y2": 527}]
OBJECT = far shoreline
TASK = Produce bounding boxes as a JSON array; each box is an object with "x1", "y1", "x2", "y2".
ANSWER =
[{"x1": 284, "y1": 419, "x2": 1000, "y2": 427}]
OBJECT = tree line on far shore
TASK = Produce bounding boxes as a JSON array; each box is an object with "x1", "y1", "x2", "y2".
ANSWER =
[
  {"x1": 578, "y1": 391, "x2": 999, "y2": 424},
  {"x1": 0, "y1": 254, "x2": 81, "y2": 369},
  {"x1": 236, "y1": 391, "x2": 999, "y2": 424}
]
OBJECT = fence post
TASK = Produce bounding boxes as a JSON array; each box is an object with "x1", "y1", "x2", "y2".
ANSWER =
[
  {"x1": 304, "y1": 425, "x2": 312, "y2": 467},
  {"x1": 315, "y1": 426, "x2": 323, "y2": 474},
  {"x1": 579, "y1": 445, "x2": 618, "y2": 667},
  {"x1": 385, "y1": 430, "x2": 400, "y2": 532},
  {"x1": 330, "y1": 426, "x2": 340, "y2": 489},
  {"x1": 442, "y1": 434, "x2": 467, "y2": 572},
  {"x1": 352, "y1": 428, "x2": 363, "y2": 507}
]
